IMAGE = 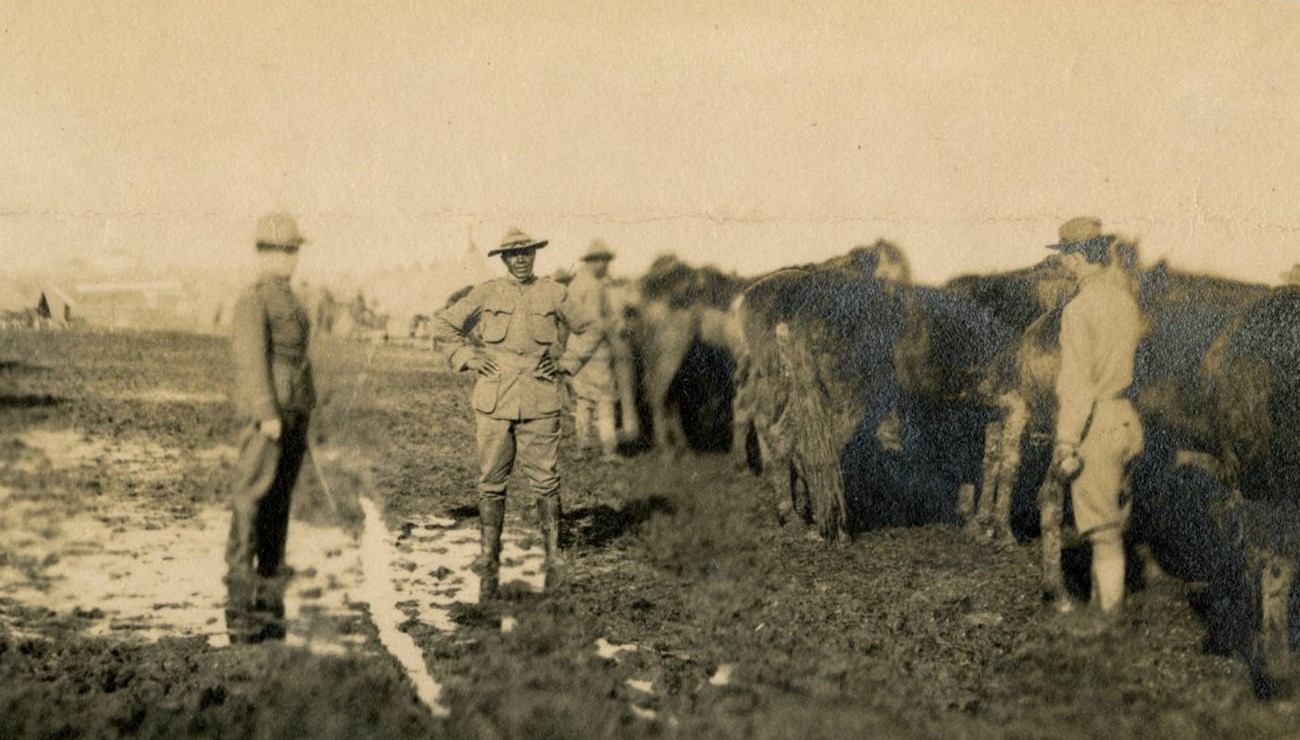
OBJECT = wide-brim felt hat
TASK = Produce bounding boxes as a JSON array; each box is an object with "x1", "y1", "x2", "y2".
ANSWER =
[
  {"x1": 1046, "y1": 216, "x2": 1110, "y2": 253},
  {"x1": 580, "y1": 239, "x2": 615, "y2": 261},
  {"x1": 255, "y1": 212, "x2": 307, "y2": 248},
  {"x1": 488, "y1": 227, "x2": 548, "y2": 256}
]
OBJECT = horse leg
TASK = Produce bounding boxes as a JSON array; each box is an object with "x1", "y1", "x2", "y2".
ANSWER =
[
  {"x1": 609, "y1": 333, "x2": 642, "y2": 443},
  {"x1": 1039, "y1": 465, "x2": 1070, "y2": 610},
  {"x1": 991, "y1": 394, "x2": 1030, "y2": 543},
  {"x1": 971, "y1": 419, "x2": 1004, "y2": 537},
  {"x1": 730, "y1": 366, "x2": 757, "y2": 471},
  {"x1": 1249, "y1": 546, "x2": 1297, "y2": 699},
  {"x1": 646, "y1": 333, "x2": 692, "y2": 453}
]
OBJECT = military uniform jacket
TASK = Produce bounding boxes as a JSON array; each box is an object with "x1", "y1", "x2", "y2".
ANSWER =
[
  {"x1": 230, "y1": 274, "x2": 316, "y2": 422},
  {"x1": 565, "y1": 270, "x2": 614, "y2": 352},
  {"x1": 434, "y1": 275, "x2": 600, "y2": 419},
  {"x1": 1054, "y1": 268, "x2": 1143, "y2": 445}
]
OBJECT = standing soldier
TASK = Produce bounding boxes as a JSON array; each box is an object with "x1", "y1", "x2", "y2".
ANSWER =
[
  {"x1": 433, "y1": 228, "x2": 599, "y2": 601},
  {"x1": 1047, "y1": 216, "x2": 1145, "y2": 623},
  {"x1": 566, "y1": 239, "x2": 622, "y2": 462},
  {"x1": 224, "y1": 212, "x2": 316, "y2": 643}
]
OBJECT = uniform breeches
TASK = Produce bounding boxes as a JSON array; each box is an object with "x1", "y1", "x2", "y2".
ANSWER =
[
  {"x1": 225, "y1": 413, "x2": 309, "y2": 580},
  {"x1": 1072, "y1": 399, "x2": 1143, "y2": 536},
  {"x1": 572, "y1": 348, "x2": 615, "y2": 402},
  {"x1": 476, "y1": 414, "x2": 562, "y2": 501}
]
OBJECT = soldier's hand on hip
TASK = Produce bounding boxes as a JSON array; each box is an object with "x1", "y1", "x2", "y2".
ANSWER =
[
  {"x1": 467, "y1": 351, "x2": 498, "y2": 376},
  {"x1": 259, "y1": 417, "x2": 283, "y2": 441},
  {"x1": 534, "y1": 355, "x2": 560, "y2": 381}
]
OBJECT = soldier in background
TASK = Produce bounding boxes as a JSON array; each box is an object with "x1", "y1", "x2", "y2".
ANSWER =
[
  {"x1": 1047, "y1": 216, "x2": 1145, "y2": 624},
  {"x1": 433, "y1": 228, "x2": 600, "y2": 601},
  {"x1": 566, "y1": 239, "x2": 622, "y2": 462},
  {"x1": 224, "y1": 212, "x2": 316, "y2": 643}
]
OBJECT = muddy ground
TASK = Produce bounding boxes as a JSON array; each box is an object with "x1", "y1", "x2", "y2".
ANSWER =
[{"x1": 2, "y1": 329, "x2": 1299, "y2": 739}]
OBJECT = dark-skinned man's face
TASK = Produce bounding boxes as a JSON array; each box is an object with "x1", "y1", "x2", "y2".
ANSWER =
[{"x1": 500, "y1": 248, "x2": 537, "y2": 281}]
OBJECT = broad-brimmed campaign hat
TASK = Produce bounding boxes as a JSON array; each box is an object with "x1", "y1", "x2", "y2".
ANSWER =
[
  {"x1": 580, "y1": 239, "x2": 615, "y2": 262},
  {"x1": 488, "y1": 227, "x2": 548, "y2": 256},
  {"x1": 1046, "y1": 216, "x2": 1111, "y2": 254},
  {"x1": 255, "y1": 212, "x2": 307, "y2": 250}
]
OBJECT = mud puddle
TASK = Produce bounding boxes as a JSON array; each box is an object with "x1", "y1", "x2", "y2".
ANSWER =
[
  {"x1": 1, "y1": 425, "x2": 555, "y2": 719},
  {"x1": 0, "y1": 497, "x2": 552, "y2": 638},
  {"x1": 9, "y1": 427, "x2": 233, "y2": 481},
  {"x1": 0, "y1": 500, "x2": 363, "y2": 649}
]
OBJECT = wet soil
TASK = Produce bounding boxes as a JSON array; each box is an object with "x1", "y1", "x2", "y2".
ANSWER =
[{"x1": 2, "y1": 329, "x2": 1299, "y2": 738}]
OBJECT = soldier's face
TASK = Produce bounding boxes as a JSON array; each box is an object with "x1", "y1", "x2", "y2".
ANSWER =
[
  {"x1": 501, "y1": 249, "x2": 536, "y2": 280},
  {"x1": 259, "y1": 248, "x2": 300, "y2": 276},
  {"x1": 589, "y1": 258, "x2": 611, "y2": 279}
]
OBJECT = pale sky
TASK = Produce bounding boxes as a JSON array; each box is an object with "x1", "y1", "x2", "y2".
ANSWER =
[{"x1": 3, "y1": 0, "x2": 1300, "y2": 285}]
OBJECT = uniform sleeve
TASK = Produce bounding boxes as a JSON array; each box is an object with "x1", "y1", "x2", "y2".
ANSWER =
[
  {"x1": 557, "y1": 287, "x2": 602, "y2": 375},
  {"x1": 566, "y1": 277, "x2": 605, "y2": 331},
  {"x1": 433, "y1": 283, "x2": 488, "y2": 371},
  {"x1": 231, "y1": 289, "x2": 278, "y2": 421},
  {"x1": 1053, "y1": 300, "x2": 1095, "y2": 446}
]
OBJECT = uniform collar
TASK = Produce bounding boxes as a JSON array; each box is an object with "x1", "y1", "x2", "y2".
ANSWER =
[{"x1": 507, "y1": 273, "x2": 537, "y2": 286}]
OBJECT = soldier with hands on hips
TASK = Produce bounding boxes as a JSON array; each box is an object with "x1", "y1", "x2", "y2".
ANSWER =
[{"x1": 433, "y1": 228, "x2": 601, "y2": 601}]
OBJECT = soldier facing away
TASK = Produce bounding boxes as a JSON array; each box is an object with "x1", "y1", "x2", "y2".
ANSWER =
[
  {"x1": 1047, "y1": 216, "x2": 1145, "y2": 623},
  {"x1": 224, "y1": 212, "x2": 316, "y2": 643},
  {"x1": 566, "y1": 239, "x2": 622, "y2": 462},
  {"x1": 433, "y1": 228, "x2": 601, "y2": 601}
]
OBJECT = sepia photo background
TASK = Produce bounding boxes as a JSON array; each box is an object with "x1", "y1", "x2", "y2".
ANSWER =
[{"x1": 3, "y1": 0, "x2": 1298, "y2": 296}]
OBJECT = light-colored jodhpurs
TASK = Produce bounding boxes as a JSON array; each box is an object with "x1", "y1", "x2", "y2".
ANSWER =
[
  {"x1": 1072, "y1": 398, "x2": 1143, "y2": 536},
  {"x1": 476, "y1": 414, "x2": 562, "y2": 501}
]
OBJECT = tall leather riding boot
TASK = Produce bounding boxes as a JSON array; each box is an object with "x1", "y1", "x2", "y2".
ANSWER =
[
  {"x1": 472, "y1": 498, "x2": 505, "y2": 602},
  {"x1": 251, "y1": 569, "x2": 291, "y2": 642},
  {"x1": 224, "y1": 571, "x2": 258, "y2": 644},
  {"x1": 536, "y1": 497, "x2": 566, "y2": 590}
]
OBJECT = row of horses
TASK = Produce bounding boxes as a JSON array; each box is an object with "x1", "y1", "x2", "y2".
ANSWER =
[{"x1": 615, "y1": 242, "x2": 1300, "y2": 699}]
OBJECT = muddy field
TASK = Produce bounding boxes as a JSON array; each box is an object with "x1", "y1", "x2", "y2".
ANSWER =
[{"x1": 2, "y1": 329, "x2": 1299, "y2": 739}]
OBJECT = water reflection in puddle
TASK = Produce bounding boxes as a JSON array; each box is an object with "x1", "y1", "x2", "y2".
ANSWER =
[{"x1": 0, "y1": 499, "x2": 549, "y2": 649}]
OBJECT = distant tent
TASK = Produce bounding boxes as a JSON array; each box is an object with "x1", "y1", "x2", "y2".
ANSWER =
[{"x1": 37, "y1": 284, "x2": 76, "y2": 326}]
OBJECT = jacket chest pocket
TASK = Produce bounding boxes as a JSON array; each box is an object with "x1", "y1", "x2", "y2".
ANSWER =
[
  {"x1": 528, "y1": 309, "x2": 558, "y2": 345},
  {"x1": 481, "y1": 296, "x2": 515, "y2": 343}
]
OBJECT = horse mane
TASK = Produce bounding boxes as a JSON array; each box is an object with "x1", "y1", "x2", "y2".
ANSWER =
[
  {"x1": 1139, "y1": 260, "x2": 1267, "y2": 311},
  {"x1": 639, "y1": 254, "x2": 749, "y2": 309}
]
